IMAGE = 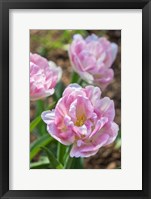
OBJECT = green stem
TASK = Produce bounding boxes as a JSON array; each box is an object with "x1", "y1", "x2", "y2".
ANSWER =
[
  {"x1": 77, "y1": 78, "x2": 83, "y2": 85},
  {"x1": 41, "y1": 146, "x2": 63, "y2": 169},
  {"x1": 64, "y1": 155, "x2": 73, "y2": 169},
  {"x1": 57, "y1": 142, "x2": 66, "y2": 164},
  {"x1": 64, "y1": 146, "x2": 73, "y2": 169},
  {"x1": 57, "y1": 142, "x2": 61, "y2": 161},
  {"x1": 63, "y1": 145, "x2": 71, "y2": 162}
]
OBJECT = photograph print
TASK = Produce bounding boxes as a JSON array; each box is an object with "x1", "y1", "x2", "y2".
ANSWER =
[{"x1": 30, "y1": 30, "x2": 121, "y2": 169}]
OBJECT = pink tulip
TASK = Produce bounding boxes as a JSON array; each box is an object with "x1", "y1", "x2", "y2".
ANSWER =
[
  {"x1": 41, "y1": 84, "x2": 119, "y2": 158},
  {"x1": 30, "y1": 53, "x2": 62, "y2": 101},
  {"x1": 69, "y1": 34, "x2": 118, "y2": 89}
]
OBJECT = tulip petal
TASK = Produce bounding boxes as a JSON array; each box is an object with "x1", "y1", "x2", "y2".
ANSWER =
[
  {"x1": 41, "y1": 84, "x2": 119, "y2": 158},
  {"x1": 30, "y1": 53, "x2": 62, "y2": 101},
  {"x1": 69, "y1": 34, "x2": 118, "y2": 89},
  {"x1": 41, "y1": 110, "x2": 55, "y2": 125}
]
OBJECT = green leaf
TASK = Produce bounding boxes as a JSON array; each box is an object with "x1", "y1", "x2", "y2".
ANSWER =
[
  {"x1": 41, "y1": 146, "x2": 63, "y2": 169},
  {"x1": 47, "y1": 101, "x2": 56, "y2": 110},
  {"x1": 114, "y1": 129, "x2": 121, "y2": 150},
  {"x1": 30, "y1": 116, "x2": 41, "y2": 133},
  {"x1": 114, "y1": 137, "x2": 121, "y2": 150},
  {"x1": 71, "y1": 158, "x2": 84, "y2": 169},
  {"x1": 35, "y1": 100, "x2": 46, "y2": 136},
  {"x1": 30, "y1": 157, "x2": 50, "y2": 169},
  {"x1": 36, "y1": 100, "x2": 44, "y2": 117},
  {"x1": 54, "y1": 81, "x2": 65, "y2": 100},
  {"x1": 71, "y1": 71, "x2": 80, "y2": 83},
  {"x1": 30, "y1": 101, "x2": 56, "y2": 133},
  {"x1": 30, "y1": 134, "x2": 53, "y2": 161}
]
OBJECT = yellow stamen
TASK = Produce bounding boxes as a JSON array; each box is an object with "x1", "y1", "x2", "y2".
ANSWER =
[{"x1": 75, "y1": 115, "x2": 85, "y2": 127}]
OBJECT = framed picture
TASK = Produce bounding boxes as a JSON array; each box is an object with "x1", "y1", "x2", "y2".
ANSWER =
[{"x1": 0, "y1": 0, "x2": 150, "y2": 198}]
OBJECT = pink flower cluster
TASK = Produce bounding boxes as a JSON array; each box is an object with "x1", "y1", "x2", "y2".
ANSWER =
[
  {"x1": 30, "y1": 53, "x2": 62, "y2": 101},
  {"x1": 69, "y1": 34, "x2": 118, "y2": 89},
  {"x1": 42, "y1": 84, "x2": 119, "y2": 157}
]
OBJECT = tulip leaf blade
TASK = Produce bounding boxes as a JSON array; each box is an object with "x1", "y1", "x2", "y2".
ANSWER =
[
  {"x1": 41, "y1": 146, "x2": 63, "y2": 169},
  {"x1": 71, "y1": 71, "x2": 80, "y2": 83},
  {"x1": 54, "y1": 81, "x2": 65, "y2": 100},
  {"x1": 30, "y1": 134, "x2": 53, "y2": 161},
  {"x1": 30, "y1": 157, "x2": 50, "y2": 169},
  {"x1": 30, "y1": 115, "x2": 41, "y2": 133},
  {"x1": 30, "y1": 101, "x2": 56, "y2": 133}
]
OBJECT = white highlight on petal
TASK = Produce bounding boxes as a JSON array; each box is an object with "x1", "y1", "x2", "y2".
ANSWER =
[{"x1": 41, "y1": 110, "x2": 55, "y2": 125}]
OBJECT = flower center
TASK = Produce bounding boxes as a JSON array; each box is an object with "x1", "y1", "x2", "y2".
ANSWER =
[{"x1": 75, "y1": 115, "x2": 86, "y2": 127}]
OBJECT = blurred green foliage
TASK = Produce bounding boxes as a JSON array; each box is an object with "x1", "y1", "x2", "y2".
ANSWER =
[
  {"x1": 30, "y1": 30, "x2": 109, "y2": 57},
  {"x1": 31, "y1": 30, "x2": 86, "y2": 56}
]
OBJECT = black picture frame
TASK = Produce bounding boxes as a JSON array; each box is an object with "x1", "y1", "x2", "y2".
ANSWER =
[{"x1": 0, "y1": 0, "x2": 150, "y2": 198}]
